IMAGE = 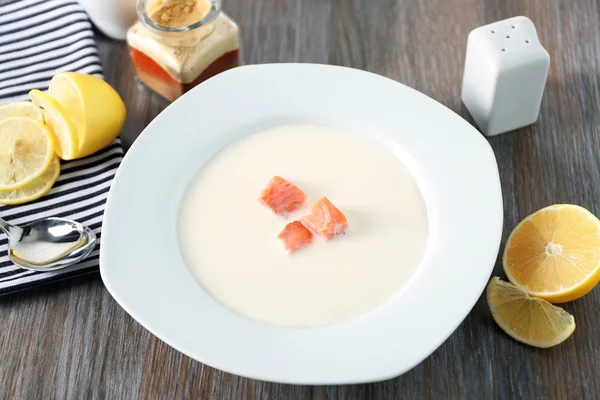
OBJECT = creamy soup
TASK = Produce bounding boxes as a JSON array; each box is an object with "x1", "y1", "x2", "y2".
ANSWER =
[{"x1": 178, "y1": 125, "x2": 428, "y2": 327}]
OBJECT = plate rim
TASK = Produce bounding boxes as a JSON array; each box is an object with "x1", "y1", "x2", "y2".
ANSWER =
[{"x1": 100, "y1": 63, "x2": 503, "y2": 385}]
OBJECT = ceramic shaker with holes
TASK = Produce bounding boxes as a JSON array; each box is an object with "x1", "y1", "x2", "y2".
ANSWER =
[{"x1": 461, "y1": 16, "x2": 550, "y2": 136}]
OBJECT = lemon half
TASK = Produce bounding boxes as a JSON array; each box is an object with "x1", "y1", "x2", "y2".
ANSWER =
[
  {"x1": 49, "y1": 72, "x2": 126, "y2": 158},
  {"x1": 503, "y1": 204, "x2": 600, "y2": 303}
]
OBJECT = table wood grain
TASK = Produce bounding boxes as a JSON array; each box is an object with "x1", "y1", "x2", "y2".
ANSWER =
[{"x1": 2, "y1": 0, "x2": 600, "y2": 398}]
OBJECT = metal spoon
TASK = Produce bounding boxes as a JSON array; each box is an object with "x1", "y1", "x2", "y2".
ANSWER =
[{"x1": 0, "y1": 217, "x2": 96, "y2": 271}]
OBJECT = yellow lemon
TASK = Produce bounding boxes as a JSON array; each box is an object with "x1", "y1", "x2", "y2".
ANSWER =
[
  {"x1": 503, "y1": 204, "x2": 600, "y2": 303},
  {"x1": 29, "y1": 90, "x2": 79, "y2": 160},
  {"x1": 0, "y1": 116, "x2": 54, "y2": 190},
  {"x1": 49, "y1": 72, "x2": 126, "y2": 158},
  {"x1": 0, "y1": 101, "x2": 44, "y2": 122},
  {"x1": 487, "y1": 277, "x2": 575, "y2": 348},
  {"x1": 0, "y1": 157, "x2": 60, "y2": 205}
]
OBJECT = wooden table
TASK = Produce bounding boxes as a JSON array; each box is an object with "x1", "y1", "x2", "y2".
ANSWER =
[{"x1": 2, "y1": 0, "x2": 600, "y2": 398}]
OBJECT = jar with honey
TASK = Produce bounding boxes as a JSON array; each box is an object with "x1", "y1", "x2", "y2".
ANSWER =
[{"x1": 127, "y1": 0, "x2": 240, "y2": 101}]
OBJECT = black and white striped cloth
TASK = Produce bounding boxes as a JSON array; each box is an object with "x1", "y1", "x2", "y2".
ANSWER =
[{"x1": 0, "y1": 0, "x2": 123, "y2": 294}]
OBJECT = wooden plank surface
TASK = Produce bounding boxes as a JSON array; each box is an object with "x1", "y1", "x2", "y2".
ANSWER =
[{"x1": 2, "y1": 0, "x2": 600, "y2": 398}]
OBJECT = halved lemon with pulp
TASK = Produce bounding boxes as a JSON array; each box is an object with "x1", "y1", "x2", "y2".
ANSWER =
[
  {"x1": 503, "y1": 204, "x2": 600, "y2": 303},
  {"x1": 0, "y1": 101, "x2": 44, "y2": 122},
  {"x1": 0, "y1": 116, "x2": 54, "y2": 190},
  {"x1": 487, "y1": 277, "x2": 575, "y2": 348},
  {"x1": 0, "y1": 157, "x2": 60, "y2": 205},
  {"x1": 29, "y1": 89, "x2": 79, "y2": 160},
  {"x1": 49, "y1": 72, "x2": 126, "y2": 158}
]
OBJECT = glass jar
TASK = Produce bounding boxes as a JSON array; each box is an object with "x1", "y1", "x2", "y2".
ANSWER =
[{"x1": 127, "y1": 0, "x2": 240, "y2": 102}]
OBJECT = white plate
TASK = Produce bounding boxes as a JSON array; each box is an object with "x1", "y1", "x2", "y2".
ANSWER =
[{"x1": 100, "y1": 63, "x2": 503, "y2": 384}]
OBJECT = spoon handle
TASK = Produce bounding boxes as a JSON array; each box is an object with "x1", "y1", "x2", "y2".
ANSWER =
[
  {"x1": 0, "y1": 217, "x2": 20, "y2": 237},
  {"x1": 0, "y1": 217, "x2": 10, "y2": 233}
]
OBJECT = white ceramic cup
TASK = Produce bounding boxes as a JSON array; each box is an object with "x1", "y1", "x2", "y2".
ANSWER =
[{"x1": 79, "y1": 0, "x2": 138, "y2": 41}]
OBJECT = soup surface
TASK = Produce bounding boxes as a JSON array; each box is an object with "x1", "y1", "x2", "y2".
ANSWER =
[{"x1": 178, "y1": 125, "x2": 428, "y2": 326}]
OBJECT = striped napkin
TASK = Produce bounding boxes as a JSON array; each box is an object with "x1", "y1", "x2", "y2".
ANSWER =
[{"x1": 0, "y1": 0, "x2": 123, "y2": 294}]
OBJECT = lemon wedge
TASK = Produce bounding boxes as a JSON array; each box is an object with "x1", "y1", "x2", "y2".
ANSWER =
[
  {"x1": 503, "y1": 204, "x2": 600, "y2": 303},
  {"x1": 0, "y1": 101, "x2": 44, "y2": 123},
  {"x1": 49, "y1": 72, "x2": 126, "y2": 158},
  {"x1": 29, "y1": 89, "x2": 79, "y2": 160},
  {"x1": 0, "y1": 157, "x2": 60, "y2": 205},
  {"x1": 0, "y1": 116, "x2": 55, "y2": 191},
  {"x1": 487, "y1": 277, "x2": 575, "y2": 348}
]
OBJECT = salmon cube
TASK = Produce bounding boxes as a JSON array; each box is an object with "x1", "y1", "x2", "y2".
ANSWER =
[
  {"x1": 301, "y1": 197, "x2": 348, "y2": 240},
  {"x1": 259, "y1": 176, "x2": 307, "y2": 216},
  {"x1": 277, "y1": 221, "x2": 313, "y2": 254}
]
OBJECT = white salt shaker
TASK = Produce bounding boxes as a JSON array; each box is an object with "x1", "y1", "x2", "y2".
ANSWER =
[{"x1": 461, "y1": 16, "x2": 550, "y2": 136}]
